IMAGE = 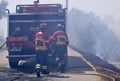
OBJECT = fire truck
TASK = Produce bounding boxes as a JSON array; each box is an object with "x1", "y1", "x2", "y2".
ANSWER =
[{"x1": 6, "y1": 1, "x2": 67, "y2": 68}]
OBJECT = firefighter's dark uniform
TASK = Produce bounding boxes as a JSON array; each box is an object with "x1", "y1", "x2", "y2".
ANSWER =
[
  {"x1": 50, "y1": 27, "x2": 69, "y2": 71},
  {"x1": 35, "y1": 29, "x2": 50, "y2": 74}
]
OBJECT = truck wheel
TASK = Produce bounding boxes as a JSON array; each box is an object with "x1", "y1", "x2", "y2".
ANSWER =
[{"x1": 9, "y1": 58, "x2": 19, "y2": 68}]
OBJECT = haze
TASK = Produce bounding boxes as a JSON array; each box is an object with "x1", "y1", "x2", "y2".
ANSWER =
[{"x1": 6, "y1": 0, "x2": 120, "y2": 20}]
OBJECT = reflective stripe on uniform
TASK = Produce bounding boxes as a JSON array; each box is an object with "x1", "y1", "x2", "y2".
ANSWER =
[
  {"x1": 56, "y1": 42, "x2": 66, "y2": 45},
  {"x1": 36, "y1": 46, "x2": 48, "y2": 50},
  {"x1": 55, "y1": 57, "x2": 60, "y2": 61},
  {"x1": 56, "y1": 35, "x2": 66, "y2": 45},
  {"x1": 35, "y1": 37, "x2": 48, "y2": 51},
  {"x1": 42, "y1": 65, "x2": 47, "y2": 69},
  {"x1": 36, "y1": 64, "x2": 41, "y2": 69}
]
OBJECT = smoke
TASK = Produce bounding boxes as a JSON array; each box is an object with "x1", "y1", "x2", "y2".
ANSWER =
[
  {"x1": 67, "y1": 8, "x2": 114, "y2": 53},
  {"x1": 67, "y1": 8, "x2": 120, "y2": 68},
  {"x1": 104, "y1": 15, "x2": 120, "y2": 38},
  {"x1": 67, "y1": 8, "x2": 97, "y2": 53},
  {"x1": 0, "y1": 0, "x2": 8, "y2": 19},
  {"x1": 103, "y1": 15, "x2": 120, "y2": 68},
  {"x1": 0, "y1": 0, "x2": 8, "y2": 46}
]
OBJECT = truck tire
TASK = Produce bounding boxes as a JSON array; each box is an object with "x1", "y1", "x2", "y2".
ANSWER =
[
  {"x1": 9, "y1": 58, "x2": 19, "y2": 68},
  {"x1": 8, "y1": 52, "x2": 19, "y2": 68}
]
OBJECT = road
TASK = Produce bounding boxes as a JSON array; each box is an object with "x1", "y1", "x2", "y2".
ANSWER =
[{"x1": 0, "y1": 48, "x2": 110, "y2": 81}]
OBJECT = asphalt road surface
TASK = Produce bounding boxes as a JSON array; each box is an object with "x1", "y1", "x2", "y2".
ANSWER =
[{"x1": 0, "y1": 48, "x2": 109, "y2": 81}]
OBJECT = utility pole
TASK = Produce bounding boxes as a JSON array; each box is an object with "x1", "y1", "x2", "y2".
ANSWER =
[
  {"x1": 65, "y1": 0, "x2": 68, "y2": 32},
  {"x1": 66, "y1": 0, "x2": 68, "y2": 10}
]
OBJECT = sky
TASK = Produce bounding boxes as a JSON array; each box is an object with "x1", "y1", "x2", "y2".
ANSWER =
[
  {"x1": 5, "y1": 0, "x2": 120, "y2": 20},
  {"x1": 0, "y1": 0, "x2": 120, "y2": 37}
]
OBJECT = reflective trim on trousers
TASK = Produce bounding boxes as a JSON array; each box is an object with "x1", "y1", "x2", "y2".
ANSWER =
[
  {"x1": 42, "y1": 65, "x2": 47, "y2": 69},
  {"x1": 36, "y1": 64, "x2": 41, "y2": 69},
  {"x1": 36, "y1": 46, "x2": 48, "y2": 51},
  {"x1": 56, "y1": 42, "x2": 66, "y2": 45}
]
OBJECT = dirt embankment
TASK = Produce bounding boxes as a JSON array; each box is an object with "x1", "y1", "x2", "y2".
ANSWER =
[{"x1": 70, "y1": 46, "x2": 120, "y2": 81}]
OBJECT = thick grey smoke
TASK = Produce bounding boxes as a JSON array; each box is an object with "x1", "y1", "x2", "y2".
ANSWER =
[
  {"x1": 0, "y1": 0, "x2": 8, "y2": 19},
  {"x1": 67, "y1": 8, "x2": 120, "y2": 68},
  {"x1": 0, "y1": 0, "x2": 8, "y2": 46}
]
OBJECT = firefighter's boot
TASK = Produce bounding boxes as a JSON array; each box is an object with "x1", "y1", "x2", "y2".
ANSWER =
[
  {"x1": 60, "y1": 60, "x2": 66, "y2": 73},
  {"x1": 36, "y1": 64, "x2": 41, "y2": 77}
]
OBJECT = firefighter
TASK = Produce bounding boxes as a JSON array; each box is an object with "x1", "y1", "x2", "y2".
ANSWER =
[
  {"x1": 50, "y1": 24, "x2": 69, "y2": 72},
  {"x1": 35, "y1": 23, "x2": 50, "y2": 76}
]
